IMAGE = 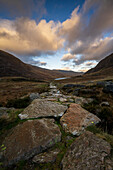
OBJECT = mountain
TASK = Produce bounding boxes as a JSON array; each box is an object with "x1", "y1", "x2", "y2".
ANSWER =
[
  {"x1": 0, "y1": 50, "x2": 66, "y2": 81},
  {"x1": 85, "y1": 53, "x2": 113, "y2": 76},
  {"x1": 54, "y1": 70, "x2": 83, "y2": 77}
]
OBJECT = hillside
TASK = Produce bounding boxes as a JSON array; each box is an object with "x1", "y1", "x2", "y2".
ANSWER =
[
  {"x1": 0, "y1": 50, "x2": 66, "y2": 81},
  {"x1": 85, "y1": 53, "x2": 113, "y2": 75},
  {"x1": 54, "y1": 70, "x2": 83, "y2": 76}
]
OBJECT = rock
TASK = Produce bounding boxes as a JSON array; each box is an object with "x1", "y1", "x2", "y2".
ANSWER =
[
  {"x1": 0, "y1": 107, "x2": 15, "y2": 119},
  {"x1": 59, "y1": 98, "x2": 67, "y2": 102},
  {"x1": 19, "y1": 99, "x2": 67, "y2": 119},
  {"x1": 103, "y1": 84, "x2": 113, "y2": 93},
  {"x1": 100, "y1": 101, "x2": 110, "y2": 106},
  {"x1": 97, "y1": 81, "x2": 107, "y2": 87},
  {"x1": 63, "y1": 84, "x2": 76, "y2": 88},
  {"x1": 32, "y1": 148, "x2": 60, "y2": 163},
  {"x1": 74, "y1": 97, "x2": 93, "y2": 105},
  {"x1": 61, "y1": 131, "x2": 112, "y2": 170},
  {"x1": 63, "y1": 84, "x2": 85, "y2": 88},
  {"x1": 2, "y1": 119, "x2": 61, "y2": 166},
  {"x1": 60, "y1": 104, "x2": 100, "y2": 136},
  {"x1": 29, "y1": 93, "x2": 40, "y2": 101},
  {"x1": 40, "y1": 92, "x2": 50, "y2": 97},
  {"x1": 46, "y1": 98, "x2": 57, "y2": 102},
  {"x1": 68, "y1": 98, "x2": 74, "y2": 103}
]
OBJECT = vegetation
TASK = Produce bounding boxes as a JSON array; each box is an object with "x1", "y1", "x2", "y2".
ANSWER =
[
  {"x1": 0, "y1": 109, "x2": 25, "y2": 137},
  {"x1": 0, "y1": 79, "x2": 49, "y2": 106},
  {"x1": 6, "y1": 97, "x2": 30, "y2": 108},
  {"x1": 86, "y1": 125, "x2": 113, "y2": 147}
]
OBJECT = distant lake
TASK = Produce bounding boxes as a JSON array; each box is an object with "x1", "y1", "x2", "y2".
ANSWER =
[{"x1": 55, "y1": 77, "x2": 70, "y2": 80}]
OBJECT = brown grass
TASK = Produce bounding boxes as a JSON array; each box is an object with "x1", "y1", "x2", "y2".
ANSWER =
[{"x1": 0, "y1": 78, "x2": 49, "y2": 106}]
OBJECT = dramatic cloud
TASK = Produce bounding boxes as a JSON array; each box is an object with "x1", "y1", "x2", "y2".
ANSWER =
[
  {"x1": 0, "y1": 0, "x2": 46, "y2": 19},
  {"x1": 0, "y1": 18, "x2": 64, "y2": 61},
  {"x1": 61, "y1": 0, "x2": 113, "y2": 65},
  {"x1": 0, "y1": 0, "x2": 113, "y2": 69}
]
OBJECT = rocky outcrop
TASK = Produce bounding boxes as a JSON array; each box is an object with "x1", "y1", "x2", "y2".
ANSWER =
[
  {"x1": 1, "y1": 119, "x2": 61, "y2": 166},
  {"x1": 62, "y1": 131, "x2": 112, "y2": 170},
  {"x1": 60, "y1": 104, "x2": 100, "y2": 136},
  {"x1": 19, "y1": 99, "x2": 67, "y2": 119}
]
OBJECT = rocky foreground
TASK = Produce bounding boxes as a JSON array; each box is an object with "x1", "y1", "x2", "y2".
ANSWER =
[{"x1": 0, "y1": 82, "x2": 113, "y2": 169}]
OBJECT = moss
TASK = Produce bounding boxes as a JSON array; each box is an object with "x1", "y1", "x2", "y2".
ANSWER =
[
  {"x1": 6, "y1": 97, "x2": 30, "y2": 109},
  {"x1": 86, "y1": 125, "x2": 102, "y2": 134}
]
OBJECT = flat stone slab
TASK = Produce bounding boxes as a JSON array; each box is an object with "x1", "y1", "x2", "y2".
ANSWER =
[
  {"x1": 19, "y1": 99, "x2": 67, "y2": 119},
  {"x1": 62, "y1": 131, "x2": 112, "y2": 170},
  {"x1": 60, "y1": 103, "x2": 100, "y2": 136},
  {"x1": 1, "y1": 119, "x2": 61, "y2": 166}
]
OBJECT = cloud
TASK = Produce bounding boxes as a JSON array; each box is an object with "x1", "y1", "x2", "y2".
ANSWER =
[
  {"x1": 61, "y1": 53, "x2": 75, "y2": 61},
  {"x1": 27, "y1": 60, "x2": 47, "y2": 66},
  {"x1": 72, "y1": 36, "x2": 113, "y2": 65},
  {"x1": 0, "y1": 18, "x2": 64, "y2": 61},
  {"x1": 0, "y1": 0, "x2": 46, "y2": 19},
  {"x1": 60, "y1": 0, "x2": 113, "y2": 65}
]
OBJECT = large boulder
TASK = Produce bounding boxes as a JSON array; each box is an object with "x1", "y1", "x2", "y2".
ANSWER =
[
  {"x1": 61, "y1": 131, "x2": 112, "y2": 170},
  {"x1": 1, "y1": 119, "x2": 61, "y2": 166},
  {"x1": 103, "y1": 84, "x2": 113, "y2": 93},
  {"x1": 60, "y1": 104, "x2": 100, "y2": 136},
  {"x1": 19, "y1": 99, "x2": 67, "y2": 120},
  {"x1": 29, "y1": 93, "x2": 40, "y2": 101}
]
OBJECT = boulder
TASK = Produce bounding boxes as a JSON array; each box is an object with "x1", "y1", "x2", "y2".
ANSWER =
[
  {"x1": 1, "y1": 119, "x2": 61, "y2": 166},
  {"x1": 40, "y1": 92, "x2": 50, "y2": 97},
  {"x1": 0, "y1": 107, "x2": 15, "y2": 119},
  {"x1": 29, "y1": 93, "x2": 40, "y2": 101},
  {"x1": 74, "y1": 97, "x2": 93, "y2": 105},
  {"x1": 100, "y1": 101, "x2": 110, "y2": 106},
  {"x1": 32, "y1": 148, "x2": 60, "y2": 163},
  {"x1": 59, "y1": 98, "x2": 68, "y2": 102},
  {"x1": 19, "y1": 99, "x2": 67, "y2": 119},
  {"x1": 103, "y1": 84, "x2": 113, "y2": 93},
  {"x1": 61, "y1": 131, "x2": 112, "y2": 170},
  {"x1": 60, "y1": 104, "x2": 100, "y2": 136}
]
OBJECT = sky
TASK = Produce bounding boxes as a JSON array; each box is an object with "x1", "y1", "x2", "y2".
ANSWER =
[{"x1": 0, "y1": 0, "x2": 113, "y2": 72}]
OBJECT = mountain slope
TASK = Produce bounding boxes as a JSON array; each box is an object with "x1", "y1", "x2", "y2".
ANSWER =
[
  {"x1": 85, "y1": 53, "x2": 113, "y2": 76},
  {"x1": 54, "y1": 70, "x2": 83, "y2": 76},
  {"x1": 0, "y1": 50, "x2": 65, "y2": 81}
]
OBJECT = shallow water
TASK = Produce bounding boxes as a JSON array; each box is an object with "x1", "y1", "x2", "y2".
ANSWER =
[{"x1": 55, "y1": 77, "x2": 69, "y2": 80}]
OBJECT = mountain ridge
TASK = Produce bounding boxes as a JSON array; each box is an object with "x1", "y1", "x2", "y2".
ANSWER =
[{"x1": 85, "y1": 53, "x2": 113, "y2": 75}]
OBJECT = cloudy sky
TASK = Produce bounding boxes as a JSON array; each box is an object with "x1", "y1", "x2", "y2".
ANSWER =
[{"x1": 0, "y1": 0, "x2": 113, "y2": 72}]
